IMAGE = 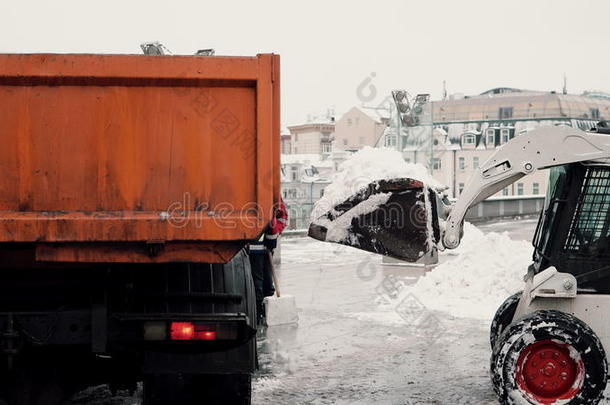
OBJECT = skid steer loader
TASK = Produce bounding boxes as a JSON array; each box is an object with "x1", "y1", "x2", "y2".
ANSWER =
[{"x1": 309, "y1": 124, "x2": 610, "y2": 404}]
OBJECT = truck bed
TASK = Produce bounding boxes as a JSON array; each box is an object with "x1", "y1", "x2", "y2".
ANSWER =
[{"x1": 0, "y1": 53, "x2": 280, "y2": 263}]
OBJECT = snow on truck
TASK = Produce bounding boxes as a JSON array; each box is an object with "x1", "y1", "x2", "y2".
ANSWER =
[
  {"x1": 311, "y1": 124, "x2": 610, "y2": 404},
  {"x1": 0, "y1": 52, "x2": 280, "y2": 404}
]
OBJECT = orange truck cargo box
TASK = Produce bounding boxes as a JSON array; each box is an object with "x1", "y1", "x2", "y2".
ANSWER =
[{"x1": 0, "y1": 53, "x2": 281, "y2": 263}]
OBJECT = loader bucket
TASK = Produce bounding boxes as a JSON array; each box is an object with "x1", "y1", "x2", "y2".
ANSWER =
[{"x1": 308, "y1": 178, "x2": 440, "y2": 264}]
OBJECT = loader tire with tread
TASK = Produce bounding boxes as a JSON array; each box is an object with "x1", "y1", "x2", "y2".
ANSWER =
[
  {"x1": 491, "y1": 310, "x2": 607, "y2": 405},
  {"x1": 490, "y1": 291, "x2": 522, "y2": 349}
]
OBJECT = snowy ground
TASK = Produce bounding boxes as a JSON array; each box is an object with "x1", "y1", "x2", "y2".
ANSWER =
[
  {"x1": 253, "y1": 218, "x2": 610, "y2": 405},
  {"x1": 65, "y1": 218, "x2": 610, "y2": 404}
]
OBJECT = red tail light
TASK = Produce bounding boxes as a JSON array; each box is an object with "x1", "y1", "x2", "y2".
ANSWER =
[
  {"x1": 197, "y1": 330, "x2": 217, "y2": 341},
  {"x1": 171, "y1": 322, "x2": 195, "y2": 340},
  {"x1": 170, "y1": 322, "x2": 217, "y2": 341}
]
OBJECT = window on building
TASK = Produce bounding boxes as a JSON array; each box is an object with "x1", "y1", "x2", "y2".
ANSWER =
[
  {"x1": 347, "y1": 118, "x2": 353, "y2": 126},
  {"x1": 462, "y1": 134, "x2": 476, "y2": 146},
  {"x1": 322, "y1": 142, "x2": 331, "y2": 153},
  {"x1": 517, "y1": 183, "x2": 524, "y2": 195},
  {"x1": 499, "y1": 107, "x2": 513, "y2": 119},
  {"x1": 591, "y1": 108, "x2": 600, "y2": 119},
  {"x1": 294, "y1": 147, "x2": 298, "y2": 154},
  {"x1": 432, "y1": 158, "x2": 442, "y2": 171},
  {"x1": 320, "y1": 189, "x2": 325, "y2": 197},
  {"x1": 486, "y1": 129, "x2": 495, "y2": 147},
  {"x1": 359, "y1": 136, "x2": 365, "y2": 145},
  {"x1": 533, "y1": 182, "x2": 540, "y2": 195},
  {"x1": 294, "y1": 134, "x2": 298, "y2": 142},
  {"x1": 501, "y1": 128, "x2": 510, "y2": 144},
  {"x1": 304, "y1": 167, "x2": 318, "y2": 177},
  {"x1": 473, "y1": 156, "x2": 479, "y2": 169},
  {"x1": 342, "y1": 139, "x2": 348, "y2": 146},
  {"x1": 502, "y1": 188, "x2": 509, "y2": 196},
  {"x1": 385, "y1": 135, "x2": 397, "y2": 147},
  {"x1": 459, "y1": 183, "x2": 464, "y2": 194},
  {"x1": 291, "y1": 167, "x2": 298, "y2": 181},
  {"x1": 459, "y1": 157, "x2": 466, "y2": 171}
]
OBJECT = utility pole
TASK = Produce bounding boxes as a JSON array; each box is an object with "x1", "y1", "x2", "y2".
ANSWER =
[
  {"x1": 396, "y1": 102, "x2": 402, "y2": 151},
  {"x1": 429, "y1": 100, "x2": 434, "y2": 175}
]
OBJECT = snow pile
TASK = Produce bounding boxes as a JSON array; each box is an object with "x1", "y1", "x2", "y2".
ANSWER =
[
  {"x1": 310, "y1": 147, "x2": 442, "y2": 221},
  {"x1": 407, "y1": 222, "x2": 532, "y2": 320},
  {"x1": 322, "y1": 192, "x2": 391, "y2": 243}
]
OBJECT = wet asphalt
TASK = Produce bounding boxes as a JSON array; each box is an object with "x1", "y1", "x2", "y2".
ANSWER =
[{"x1": 251, "y1": 219, "x2": 537, "y2": 405}]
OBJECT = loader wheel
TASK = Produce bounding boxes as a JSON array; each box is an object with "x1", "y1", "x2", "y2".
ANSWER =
[
  {"x1": 490, "y1": 291, "x2": 522, "y2": 349},
  {"x1": 491, "y1": 310, "x2": 607, "y2": 405}
]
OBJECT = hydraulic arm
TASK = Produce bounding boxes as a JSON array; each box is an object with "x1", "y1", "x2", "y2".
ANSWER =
[{"x1": 443, "y1": 126, "x2": 610, "y2": 249}]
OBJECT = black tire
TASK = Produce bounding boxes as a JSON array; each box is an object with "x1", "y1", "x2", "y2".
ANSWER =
[
  {"x1": 490, "y1": 291, "x2": 522, "y2": 349},
  {"x1": 491, "y1": 310, "x2": 607, "y2": 405},
  {"x1": 143, "y1": 373, "x2": 251, "y2": 405},
  {"x1": 0, "y1": 369, "x2": 67, "y2": 405},
  {"x1": 0, "y1": 350, "x2": 77, "y2": 405}
]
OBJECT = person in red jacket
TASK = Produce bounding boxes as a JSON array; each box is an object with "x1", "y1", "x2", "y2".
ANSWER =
[{"x1": 248, "y1": 199, "x2": 288, "y2": 323}]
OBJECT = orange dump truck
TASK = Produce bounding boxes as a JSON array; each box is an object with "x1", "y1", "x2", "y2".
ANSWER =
[{"x1": 0, "y1": 53, "x2": 280, "y2": 404}]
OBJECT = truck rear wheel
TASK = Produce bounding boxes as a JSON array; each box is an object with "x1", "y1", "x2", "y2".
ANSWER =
[
  {"x1": 0, "y1": 367, "x2": 67, "y2": 405},
  {"x1": 143, "y1": 373, "x2": 251, "y2": 405},
  {"x1": 0, "y1": 349, "x2": 85, "y2": 405},
  {"x1": 490, "y1": 291, "x2": 522, "y2": 349},
  {"x1": 491, "y1": 310, "x2": 607, "y2": 405}
]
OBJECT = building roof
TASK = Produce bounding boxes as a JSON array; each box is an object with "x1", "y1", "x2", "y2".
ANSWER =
[
  {"x1": 478, "y1": 87, "x2": 542, "y2": 96},
  {"x1": 334, "y1": 106, "x2": 391, "y2": 127},
  {"x1": 356, "y1": 106, "x2": 391, "y2": 123},
  {"x1": 433, "y1": 89, "x2": 610, "y2": 123},
  {"x1": 287, "y1": 121, "x2": 335, "y2": 133}
]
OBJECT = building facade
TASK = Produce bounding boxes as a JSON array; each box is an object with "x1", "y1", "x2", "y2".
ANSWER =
[
  {"x1": 287, "y1": 121, "x2": 335, "y2": 155},
  {"x1": 281, "y1": 133, "x2": 292, "y2": 155},
  {"x1": 334, "y1": 106, "x2": 389, "y2": 151},
  {"x1": 398, "y1": 88, "x2": 610, "y2": 198},
  {"x1": 281, "y1": 154, "x2": 333, "y2": 230},
  {"x1": 403, "y1": 129, "x2": 549, "y2": 199}
]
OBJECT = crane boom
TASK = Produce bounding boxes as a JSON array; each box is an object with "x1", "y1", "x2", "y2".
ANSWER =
[{"x1": 443, "y1": 126, "x2": 610, "y2": 249}]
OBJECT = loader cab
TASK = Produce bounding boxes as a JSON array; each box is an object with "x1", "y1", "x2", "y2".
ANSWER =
[{"x1": 533, "y1": 163, "x2": 610, "y2": 293}]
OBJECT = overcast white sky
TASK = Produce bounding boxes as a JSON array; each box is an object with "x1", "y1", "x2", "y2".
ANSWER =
[{"x1": 2, "y1": 0, "x2": 609, "y2": 127}]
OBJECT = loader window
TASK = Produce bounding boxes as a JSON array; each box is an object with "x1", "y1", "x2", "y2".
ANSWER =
[
  {"x1": 564, "y1": 168, "x2": 610, "y2": 256},
  {"x1": 533, "y1": 165, "x2": 567, "y2": 256}
]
